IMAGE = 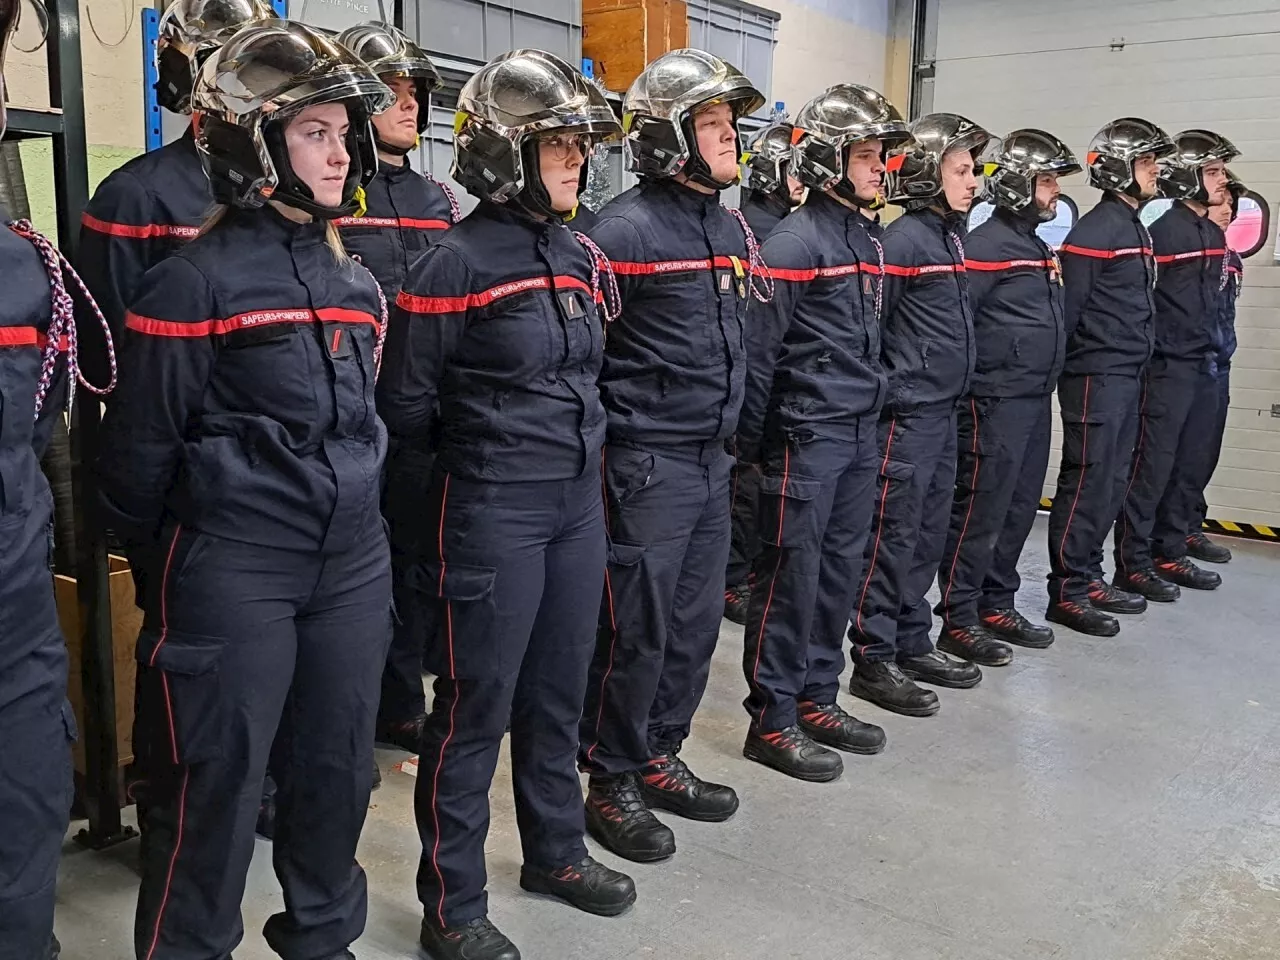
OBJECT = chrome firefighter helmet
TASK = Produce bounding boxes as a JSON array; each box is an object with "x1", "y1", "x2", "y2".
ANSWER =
[
  {"x1": 622, "y1": 48, "x2": 764, "y2": 190},
  {"x1": 791, "y1": 83, "x2": 911, "y2": 208},
  {"x1": 453, "y1": 48, "x2": 621, "y2": 220},
  {"x1": 337, "y1": 21, "x2": 440, "y2": 147},
  {"x1": 742, "y1": 123, "x2": 795, "y2": 198},
  {"x1": 1158, "y1": 129, "x2": 1240, "y2": 203},
  {"x1": 191, "y1": 20, "x2": 393, "y2": 219},
  {"x1": 154, "y1": 0, "x2": 278, "y2": 114},
  {"x1": 884, "y1": 112, "x2": 991, "y2": 209},
  {"x1": 1084, "y1": 117, "x2": 1174, "y2": 196},
  {"x1": 980, "y1": 128, "x2": 1081, "y2": 221}
]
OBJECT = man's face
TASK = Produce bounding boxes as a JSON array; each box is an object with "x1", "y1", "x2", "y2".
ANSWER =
[
  {"x1": 691, "y1": 102, "x2": 739, "y2": 184},
  {"x1": 1207, "y1": 197, "x2": 1234, "y2": 231},
  {"x1": 1201, "y1": 160, "x2": 1229, "y2": 205},
  {"x1": 371, "y1": 76, "x2": 420, "y2": 152},
  {"x1": 1133, "y1": 152, "x2": 1159, "y2": 199},
  {"x1": 844, "y1": 138, "x2": 885, "y2": 205},
  {"x1": 785, "y1": 171, "x2": 805, "y2": 205},
  {"x1": 1035, "y1": 172, "x2": 1062, "y2": 217},
  {"x1": 941, "y1": 147, "x2": 978, "y2": 212}
]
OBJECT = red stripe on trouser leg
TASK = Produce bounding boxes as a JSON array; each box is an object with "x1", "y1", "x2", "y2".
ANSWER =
[
  {"x1": 854, "y1": 419, "x2": 897, "y2": 651},
  {"x1": 941, "y1": 397, "x2": 981, "y2": 624},
  {"x1": 143, "y1": 769, "x2": 190, "y2": 960},
  {"x1": 428, "y1": 682, "x2": 459, "y2": 928},
  {"x1": 584, "y1": 449, "x2": 616, "y2": 767},
  {"x1": 1116, "y1": 377, "x2": 1150, "y2": 575},
  {"x1": 748, "y1": 446, "x2": 791, "y2": 726},
  {"x1": 1056, "y1": 376, "x2": 1091, "y2": 603}
]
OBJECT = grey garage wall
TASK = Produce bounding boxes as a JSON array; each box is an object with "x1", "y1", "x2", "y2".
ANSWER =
[{"x1": 930, "y1": 0, "x2": 1280, "y2": 526}]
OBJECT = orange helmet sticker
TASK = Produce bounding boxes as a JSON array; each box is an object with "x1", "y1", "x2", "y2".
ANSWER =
[{"x1": 885, "y1": 153, "x2": 907, "y2": 173}]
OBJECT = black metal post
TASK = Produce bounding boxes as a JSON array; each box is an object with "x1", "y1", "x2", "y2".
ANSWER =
[{"x1": 45, "y1": 0, "x2": 133, "y2": 848}]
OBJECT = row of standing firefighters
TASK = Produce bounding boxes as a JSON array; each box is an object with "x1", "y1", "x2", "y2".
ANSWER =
[{"x1": 0, "y1": 1, "x2": 1245, "y2": 958}]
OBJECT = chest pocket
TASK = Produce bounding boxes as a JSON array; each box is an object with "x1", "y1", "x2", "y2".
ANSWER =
[
  {"x1": 468, "y1": 292, "x2": 556, "y2": 380},
  {"x1": 554, "y1": 289, "x2": 601, "y2": 372},
  {"x1": 711, "y1": 265, "x2": 748, "y2": 366},
  {"x1": 215, "y1": 323, "x2": 321, "y2": 430}
]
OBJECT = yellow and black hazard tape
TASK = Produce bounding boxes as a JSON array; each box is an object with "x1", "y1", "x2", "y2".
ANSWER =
[{"x1": 1037, "y1": 498, "x2": 1279, "y2": 541}]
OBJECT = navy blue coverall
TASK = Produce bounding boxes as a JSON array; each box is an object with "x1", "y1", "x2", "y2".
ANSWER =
[
  {"x1": 378, "y1": 201, "x2": 607, "y2": 928},
  {"x1": 724, "y1": 189, "x2": 791, "y2": 596},
  {"x1": 580, "y1": 177, "x2": 756, "y2": 774},
  {"x1": 338, "y1": 160, "x2": 457, "y2": 730},
  {"x1": 98, "y1": 206, "x2": 392, "y2": 960},
  {"x1": 1046, "y1": 193, "x2": 1155, "y2": 605},
  {"x1": 848, "y1": 206, "x2": 975, "y2": 662},
  {"x1": 1, "y1": 216, "x2": 73, "y2": 960},
  {"x1": 77, "y1": 126, "x2": 210, "y2": 390},
  {"x1": 738, "y1": 190, "x2": 884, "y2": 731},
  {"x1": 1172, "y1": 250, "x2": 1240, "y2": 531},
  {"x1": 1115, "y1": 201, "x2": 1228, "y2": 572},
  {"x1": 936, "y1": 207, "x2": 1065, "y2": 627}
]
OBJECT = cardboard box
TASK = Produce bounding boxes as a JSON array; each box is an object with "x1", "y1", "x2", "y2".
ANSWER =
[{"x1": 56, "y1": 555, "x2": 141, "y2": 777}]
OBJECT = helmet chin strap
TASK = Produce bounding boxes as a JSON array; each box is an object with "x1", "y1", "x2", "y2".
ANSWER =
[{"x1": 373, "y1": 130, "x2": 418, "y2": 158}]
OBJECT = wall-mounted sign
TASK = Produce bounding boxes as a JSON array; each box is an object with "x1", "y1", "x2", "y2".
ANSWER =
[{"x1": 287, "y1": 0, "x2": 391, "y2": 34}]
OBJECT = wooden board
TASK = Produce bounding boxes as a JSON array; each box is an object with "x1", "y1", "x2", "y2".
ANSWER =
[
  {"x1": 56, "y1": 555, "x2": 142, "y2": 777},
  {"x1": 583, "y1": 0, "x2": 689, "y2": 93}
]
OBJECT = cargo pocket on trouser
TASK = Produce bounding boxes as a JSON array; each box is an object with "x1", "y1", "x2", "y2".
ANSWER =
[
  {"x1": 1059, "y1": 409, "x2": 1104, "y2": 471},
  {"x1": 135, "y1": 630, "x2": 228, "y2": 764},
  {"x1": 601, "y1": 539, "x2": 654, "y2": 657},
  {"x1": 415, "y1": 561, "x2": 499, "y2": 680},
  {"x1": 757, "y1": 475, "x2": 824, "y2": 551}
]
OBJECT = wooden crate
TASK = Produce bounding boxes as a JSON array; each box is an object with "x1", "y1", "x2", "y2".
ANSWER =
[
  {"x1": 56, "y1": 555, "x2": 142, "y2": 778},
  {"x1": 583, "y1": 0, "x2": 689, "y2": 94}
]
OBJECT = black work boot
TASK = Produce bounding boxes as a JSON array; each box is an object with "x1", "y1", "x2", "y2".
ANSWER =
[
  {"x1": 371, "y1": 756, "x2": 382, "y2": 791},
  {"x1": 743, "y1": 724, "x2": 844, "y2": 782},
  {"x1": 640, "y1": 750, "x2": 739, "y2": 822},
  {"x1": 1087, "y1": 579, "x2": 1147, "y2": 615},
  {"x1": 898, "y1": 649, "x2": 983, "y2": 689},
  {"x1": 1046, "y1": 600, "x2": 1119, "y2": 638},
  {"x1": 1186, "y1": 531, "x2": 1232, "y2": 564},
  {"x1": 848, "y1": 661, "x2": 940, "y2": 717},
  {"x1": 1155, "y1": 555, "x2": 1222, "y2": 591},
  {"x1": 256, "y1": 795, "x2": 276, "y2": 841},
  {"x1": 585, "y1": 772, "x2": 676, "y2": 863},
  {"x1": 1114, "y1": 569, "x2": 1181, "y2": 602},
  {"x1": 723, "y1": 582, "x2": 750, "y2": 626},
  {"x1": 520, "y1": 856, "x2": 636, "y2": 917},
  {"x1": 797, "y1": 700, "x2": 886, "y2": 755},
  {"x1": 937, "y1": 625, "x2": 1014, "y2": 666},
  {"x1": 376, "y1": 714, "x2": 425, "y2": 753},
  {"x1": 420, "y1": 916, "x2": 520, "y2": 960},
  {"x1": 980, "y1": 608, "x2": 1055, "y2": 649}
]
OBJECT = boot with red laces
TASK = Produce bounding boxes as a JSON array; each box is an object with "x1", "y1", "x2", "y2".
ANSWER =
[
  {"x1": 519, "y1": 855, "x2": 636, "y2": 917},
  {"x1": 420, "y1": 916, "x2": 520, "y2": 960},
  {"x1": 937, "y1": 624, "x2": 1013, "y2": 666},
  {"x1": 1045, "y1": 599, "x2": 1119, "y2": 638},
  {"x1": 1113, "y1": 568, "x2": 1180, "y2": 603},
  {"x1": 585, "y1": 772, "x2": 676, "y2": 863},
  {"x1": 743, "y1": 724, "x2": 843, "y2": 782},
  {"x1": 1186, "y1": 531, "x2": 1232, "y2": 564},
  {"x1": 723, "y1": 582, "x2": 750, "y2": 625},
  {"x1": 639, "y1": 748, "x2": 739, "y2": 822},
  {"x1": 1087, "y1": 579, "x2": 1146, "y2": 614},
  {"x1": 1154, "y1": 555, "x2": 1221, "y2": 591},
  {"x1": 797, "y1": 701, "x2": 885, "y2": 755},
  {"x1": 980, "y1": 608, "x2": 1054, "y2": 649}
]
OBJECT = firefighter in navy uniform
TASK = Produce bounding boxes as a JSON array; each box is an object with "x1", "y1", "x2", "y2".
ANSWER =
[
  {"x1": 1175, "y1": 179, "x2": 1244, "y2": 566},
  {"x1": 335, "y1": 21, "x2": 461, "y2": 757},
  {"x1": 1045, "y1": 118, "x2": 1174, "y2": 637},
  {"x1": 723, "y1": 120, "x2": 804, "y2": 625},
  {"x1": 933, "y1": 130, "x2": 1079, "y2": 654},
  {"x1": 735, "y1": 83, "x2": 909, "y2": 781},
  {"x1": 1112, "y1": 130, "x2": 1238, "y2": 597},
  {"x1": 578, "y1": 49, "x2": 768, "y2": 863},
  {"x1": 98, "y1": 24, "x2": 394, "y2": 959},
  {"x1": 1, "y1": 2, "x2": 114, "y2": 955},
  {"x1": 76, "y1": 0, "x2": 277, "y2": 388},
  {"x1": 844, "y1": 113, "x2": 995, "y2": 719},
  {"x1": 378, "y1": 50, "x2": 634, "y2": 960}
]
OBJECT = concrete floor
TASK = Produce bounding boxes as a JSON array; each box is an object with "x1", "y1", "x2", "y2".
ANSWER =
[{"x1": 54, "y1": 518, "x2": 1280, "y2": 960}]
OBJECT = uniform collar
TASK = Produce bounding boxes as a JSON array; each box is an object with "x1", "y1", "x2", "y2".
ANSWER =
[
  {"x1": 912, "y1": 205, "x2": 965, "y2": 233},
  {"x1": 1100, "y1": 190, "x2": 1144, "y2": 220},
  {"x1": 806, "y1": 189, "x2": 862, "y2": 223},
  {"x1": 644, "y1": 176, "x2": 722, "y2": 210},
  {"x1": 746, "y1": 188, "x2": 792, "y2": 219},
  {"x1": 378, "y1": 158, "x2": 415, "y2": 181},
  {"x1": 227, "y1": 203, "x2": 328, "y2": 246},
  {"x1": 995, "y1": 205, "x2": 1038, "y2": 235},
  {"x1": 474, "y1": 198, "x2": 560, "y2": 234}
]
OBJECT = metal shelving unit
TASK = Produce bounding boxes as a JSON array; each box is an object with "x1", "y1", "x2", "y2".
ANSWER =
[{"x1": 9, "y1": 0, "x2": 133, "y2": 849}]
